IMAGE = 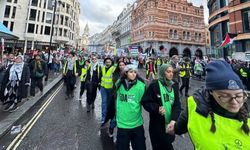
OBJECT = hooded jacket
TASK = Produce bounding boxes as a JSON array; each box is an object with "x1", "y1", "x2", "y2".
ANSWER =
[{"x1": 175, "y1": 86, "x2": 250, "y2": 135}]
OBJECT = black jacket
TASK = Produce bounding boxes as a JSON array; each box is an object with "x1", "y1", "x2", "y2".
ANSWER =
[
  {"x1": 85, "y1": 64, "x2": 102, "y2": 84},
  {"x1": 174, "y1": 87, "x2": 250, "y2": 135},
  {"x1": 0, "y1": 63, "x2": 30, "y2": 100},
  {"x1": 29, "y1": 60, "x2": 48, "y2": 79},
  {"x1": 141, "y1": 80, "x2": 181, "y2": 145}
]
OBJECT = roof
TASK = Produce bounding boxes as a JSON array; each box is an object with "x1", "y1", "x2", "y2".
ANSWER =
[{"x1": 0, "y1": 23, "x2": 18, "y2": 40}]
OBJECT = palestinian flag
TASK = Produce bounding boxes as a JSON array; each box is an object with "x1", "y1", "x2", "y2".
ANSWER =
[{"x1": 218, "y1": 33, "x2": 237, "y2": 49}]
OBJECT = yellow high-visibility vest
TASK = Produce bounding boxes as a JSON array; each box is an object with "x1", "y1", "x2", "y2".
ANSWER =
[
  {"x1": 101, "y1": 66, "x2": 115, "y2": 89},
  {"x1": 179, "y1": 63, "x2": 191, "y2": 77},
  {"x1": 80, "y1": 67, "x2": 88, "y2": 82},
  {"x1": 240, "y1": 68, "x2": 248, "y2": 78},
  {"x1": 187, "y1": 96, "x2": 250, "y2": 150},
  {"x1": 63, "y1": 61, "x2": 77, "y2": 74}
]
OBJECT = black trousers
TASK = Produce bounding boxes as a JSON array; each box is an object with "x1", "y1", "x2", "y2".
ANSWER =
[
  {"x1": 180, "y1": 77, "x2": 190, "y2": 95},
  {"x1": 30, "y1": 78, "x2": 43, "y2": 96},
  {"x1": 173, "y1": 82, "x2": 179, "y2": 99},
  {"x1": 66, "y1": 71, "x2": 76, "y2": 97},
  {"x1": 86, "y1": 82, "x2": 98, "y2": 105},
  {"x1": 79, "y1": 81, "x2": 86, "y2": 97},
  {"x1": 116, "y1": 125, "x2": 146, "y2": 150}
]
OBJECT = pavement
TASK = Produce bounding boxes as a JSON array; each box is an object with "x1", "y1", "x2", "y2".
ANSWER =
[{"x1": 0, "y1": 73, "x2": 63, "y2": 138}]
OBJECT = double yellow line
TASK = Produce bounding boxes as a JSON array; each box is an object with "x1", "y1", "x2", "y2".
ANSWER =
[{"x1": 7, "y1": 83, "x2": 63, "y2": 150}]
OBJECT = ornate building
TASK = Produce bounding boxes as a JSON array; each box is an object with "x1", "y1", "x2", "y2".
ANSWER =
[
  {"x1": 131, "y1": 0, "x2": 206, "y2": 58},
  {"x1": 81, "y1": 23, "x2": 90, "y2": 50},
  {"x1": 208, "y1": 0, "x2": 250, "y2": 58}
]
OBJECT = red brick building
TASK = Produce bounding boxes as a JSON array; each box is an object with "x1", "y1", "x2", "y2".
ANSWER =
[{"x1": 131, "y1": 0, "x2": 206, "y2": 58}]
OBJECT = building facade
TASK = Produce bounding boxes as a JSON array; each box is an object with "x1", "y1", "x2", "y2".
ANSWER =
[
  {"x1": 2, "y1": 0, "x2": 80, "y2": 53},
  {"x1": 131, "y1": 0, "x2": 206, "y2": 58},
  {"x1": 208, "y1": 0, "x2": 250, "y2": 58}
]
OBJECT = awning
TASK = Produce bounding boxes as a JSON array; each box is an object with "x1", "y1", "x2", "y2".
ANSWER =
[{"x1": 0, "y1": 23, "x2": 18, "y2": 40}]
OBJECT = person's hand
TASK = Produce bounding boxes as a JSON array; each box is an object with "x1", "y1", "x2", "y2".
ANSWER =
[
  {"x1": 167, "y1": 120, "x2": 176, "y2": 135},
  {"x1": 25, "y1": 83, "x2": 30, "y2": 86},
  {"x1": 159, "y1": 106, "x2": 165, "y2": 116},
  {"x1": 75, "y1": 73, "x2": 78, "y2": 76}
]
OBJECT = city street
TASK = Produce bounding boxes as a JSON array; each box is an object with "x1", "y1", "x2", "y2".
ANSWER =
[{"x1": 0, "y1": 75, "x2": 205, "y2": 150}]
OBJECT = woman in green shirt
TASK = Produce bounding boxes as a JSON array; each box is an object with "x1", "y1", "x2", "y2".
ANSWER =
[{"x1": 115, "y1": 64, "x2": 146, "y2": 150}]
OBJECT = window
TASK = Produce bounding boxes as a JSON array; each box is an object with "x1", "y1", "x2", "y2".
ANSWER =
[
  {"x1": 31, "y1": 0, "x2": 38, "y2": 6},
  {"x1": 37, "y1": 11, "x2": 40, "y2": 21},
  {"x1": 10, "y1": 22, "x2": 14, "y2": 31},
  {"x1": 43, "y1": 0, "x2": 47, "y2": 9},
  {"x1": 14, "y1": 0, "x2": 17, "y2": 3},
  {"x1": 40, "y1": 25, "x2": 43, "y2": 34},
  {"x1": 199, "y1": 33, "x2": 202, "y2": 41},
  {"x1": 60, "y1": 15, "x2": 64, "y2": 25},
  {"x1": 36, "y1": 25, "x2": 38, "y2": 34},
  {"x1": 174, "y1": 30, "x2": 178, "y2": 39},
  {"x1": 46, "y1": 12, "x2": 52, "y2": 24},
  {"x1": 44, "y1": 26, "x2": 51, "y2": 35},
  {"x1": 4, "y1": 5, "x2": 11, "y2": 18},
  {"x1": 64, "y1": 29, "x2": 67, "y2": 37},
  {"x1": 27, "y1": 23, "x2": 35, "y2": 33},
  {"x1": 187, "y1": 32, "x2": 190, "y2": 40},
  {"x1": 3, "y1": 21, "x2": 8, "y2": 28},
  {"x1": 169, "y1": 29, "x2": 173, "y2": 39},
  {"x1": 47, "y1": 0, "x2": 53, "y2": 10},
  {"x1": 42, "y1": 12, "x2": 45, "y2": 22},
  {"x1": 59, "y1": 28, "x2": 62, "y2": 36},
  {"x1": 7, "y1": 0, "x2": 11, "y2": 2},
  {"x1": 243, "y1": 10, "x2": 250, "y2": 32},
  {"x1": 12, "y1": 6, "x2": 16, "y2": 18},
  {"x1": 29, "y1": 9, "x2": 37, "y2": 21}
]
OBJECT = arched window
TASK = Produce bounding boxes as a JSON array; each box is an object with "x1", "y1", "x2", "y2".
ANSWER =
[
  {"x1": 174, "y1": 30, "x2": 178, "y2": 39},
  {"x1": 169, "y1": 29, "x2": 173, "y2": 38}
]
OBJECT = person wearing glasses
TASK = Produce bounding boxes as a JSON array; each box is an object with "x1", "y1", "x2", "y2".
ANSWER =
[{"x1": 167, "y1": 60, "x2": 250, "y2": 149}]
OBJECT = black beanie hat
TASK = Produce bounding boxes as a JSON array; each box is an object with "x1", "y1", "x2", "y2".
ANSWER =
[{"x1": 205, "y1": 60, "x2": 244, "y2": 90}]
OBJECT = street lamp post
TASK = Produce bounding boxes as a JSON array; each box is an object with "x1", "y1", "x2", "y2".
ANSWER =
[{"x1": 48, "y1": 0, "x2": 58, "y2": 68}]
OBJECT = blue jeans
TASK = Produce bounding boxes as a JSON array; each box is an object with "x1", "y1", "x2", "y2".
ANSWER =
[{"x1": 100, "y1": 87, "x2": 116, "y2": 128}]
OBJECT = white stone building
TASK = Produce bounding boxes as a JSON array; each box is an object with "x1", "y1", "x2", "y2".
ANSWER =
[{"x1": 2, "y1": 0, "x2": 80, "y2": 53}]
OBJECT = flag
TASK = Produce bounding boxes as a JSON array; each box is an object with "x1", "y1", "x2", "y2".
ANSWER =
[{"x1": 217, "y1": 33, "x2": 237, "y2": 49}]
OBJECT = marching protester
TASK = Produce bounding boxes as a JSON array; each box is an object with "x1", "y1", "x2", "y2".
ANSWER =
[
  {"x1": 85, "y1": 54, "x2": 101, "y2": 112},
  {"x1": 142, "y1": 64, "x2": 181, "y2": 150},
  {"x1": 179, "y1": 57, "x2": 192, "y2": 97},
  {"x1": 29, "y1": 54, "x2": 48, "y2": 97},
  {"x1": 0, "y1": 55, "x2": 30, "y2": 112},
  {"x1": 115, "y1": 64, "x2": 146, "y2": 150},
  {"x1": 168, "y1": 60, "x2": 250, "y2": 149},
  {"x1": 63, "y1": 52, "x2": 77, "y2": 99},
  {"x1": 170, "y1": 55, "x2": 181, "y2": 98},
  {"x1": 79, "y1": 60, "x2": 90, "y2": 100},
  {"x1": 146, "y1": 57, "x2": 157, "y2": 81},
  {"x1": 100, "y1": 58, "x2": 115, "y2": 122}
]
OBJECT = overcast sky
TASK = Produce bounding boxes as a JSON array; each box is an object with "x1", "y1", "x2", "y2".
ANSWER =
[{"x1": 80, "y1": 0, "x2": 209, "y2": 36}]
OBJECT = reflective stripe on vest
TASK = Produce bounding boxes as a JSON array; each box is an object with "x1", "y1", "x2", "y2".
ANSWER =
[
  {"x1": 80, "y1": 67, "x2": 87, "y2": 82},
  {"x1": 179, "y1": 63, "x2": 191, "y2": 77},
  {"x1": 240, "y1": 68, "x2": 248, "y2": 78},
  {"x1": 101, "y1": 66, "x2": 115, "y2": 89},
  {"x1": 187, "y1": 96, "x2": 250, "y2": 150}
]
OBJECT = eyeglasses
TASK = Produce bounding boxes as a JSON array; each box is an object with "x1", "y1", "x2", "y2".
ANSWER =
[{"x1": 216, "y1": 92, "x2": 248, "y2": 103}]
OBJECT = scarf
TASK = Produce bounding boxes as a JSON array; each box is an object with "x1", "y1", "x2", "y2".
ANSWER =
[
  {"x1": 90, "y1": 62, "x2": 98, "y2": 77},
  {"x1": 67, "y1": 58, "x2": 74, "y2": 71},
  {"x1": 158, "y1": 64, "x2": 173, "y2": 88},
  {"x1": 9, "y1": 62, "x2": 24, "y2": 81}
]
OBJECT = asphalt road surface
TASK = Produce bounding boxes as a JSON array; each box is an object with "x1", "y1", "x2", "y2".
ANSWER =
[{"x1": 0, "y1": 77, "x2": 205, "y2": 150}]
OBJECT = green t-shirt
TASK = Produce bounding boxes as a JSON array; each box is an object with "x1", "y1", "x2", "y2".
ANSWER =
[
  {"x1": 116, "y1": 80, "x2": 145, "y2": 129},
  {"x1": 158, "y1": 81, "x2": 175, "y2": 124}
]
